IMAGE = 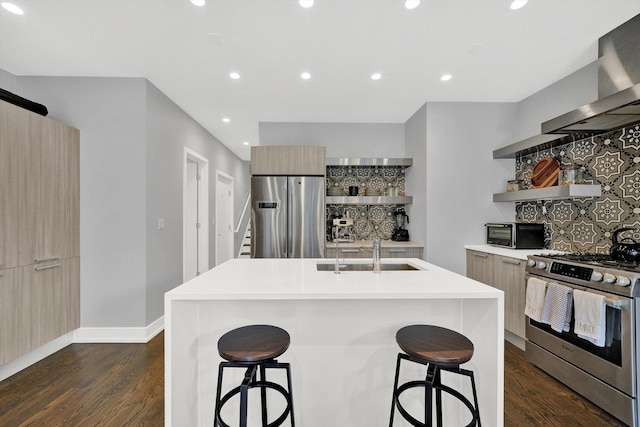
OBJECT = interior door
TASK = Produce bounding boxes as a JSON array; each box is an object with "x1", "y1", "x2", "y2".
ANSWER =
[{"x1": 215, "y1": 172, "x2": 234, "y2": 266}]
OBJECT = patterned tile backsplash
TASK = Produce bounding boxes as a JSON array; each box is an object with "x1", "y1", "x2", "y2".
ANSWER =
[
  {"x1": 515, "y1": 124, "x2": 640, "y2": 253},
  {"x1": 326, "y1": 166, "x2": 406, "y2": 241}
]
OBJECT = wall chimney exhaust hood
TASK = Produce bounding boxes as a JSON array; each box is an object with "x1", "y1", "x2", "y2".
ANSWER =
[{"x1": 542, "y1": 13, "x2": 640, "y2": 134}]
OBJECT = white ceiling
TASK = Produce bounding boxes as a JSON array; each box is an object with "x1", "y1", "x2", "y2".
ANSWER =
[{"x1": 2, "y1": 1, "x2": 640, "y2": 160}]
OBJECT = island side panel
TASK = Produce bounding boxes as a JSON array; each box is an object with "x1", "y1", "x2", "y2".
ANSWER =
[
  {"x1": 170, "y1": 297, "x2": 501, "y2": 427},
  {"x1": 165, "y1": 298, "x2": 200, "y2": 426},
  {"x1": 462, "y1": 296, "x2": 504, "y2": 427}
]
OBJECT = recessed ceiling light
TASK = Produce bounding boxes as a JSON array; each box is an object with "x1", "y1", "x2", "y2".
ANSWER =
[
  {"x1": 1, "y1": 2, "x2": 24, "y2": 14},
  {"x1": 191, "y1": 0, "x2": 205, "y2": 6},
  {"x1": 222, "y1": 118, "x2": 230, "y2": 123},
  {"x1": 243, "y1": 141, "x2": 250, "y2": 146},
  {"x1": 510, "y1": 0, "x2": 527, "y2": 10},
  {"x1": 301, "y1": 72, "x2": 311, "y2": 80},
  {"x1": 229, "y1": 72, "x2": 240, "y2": 80},
  {"x1": 299, "y1": 0, "x2": 314, "y2": 8},
  {"x1": 405, "y1": 0, "x2": 420, "y2": 10},
  {"x1": 371, "y1": 73, "x2": 382, "y2": 80},
  {"x1": 441, "y1": 74, "x2": 452, "y2": 81}
]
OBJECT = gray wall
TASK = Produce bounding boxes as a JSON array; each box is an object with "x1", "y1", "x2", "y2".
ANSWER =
[
  {"x1": 0, "y1": 69, "x2": 17, "y2": 92},
  {"x1": 259, "y1": 122, "x2": 405, "y2": 158},
  {"x1": 424, "y1": 103, "x2": 517, "y2": 274},
  {"x1": 6, "y1": 71, "x2": 250, "y2": 328},
  {"x1": 515, "y1": 61, "x2": 599, "y2": 140},
  {"x1": 404, "y1": 104, "x2": 427, "y2": 257}
]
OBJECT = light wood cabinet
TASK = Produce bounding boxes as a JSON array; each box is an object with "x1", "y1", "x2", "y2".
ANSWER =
[
  {"x1": 18, "y1": 113, "x2": 80, "y2": 265},
  {"x1": 0, "y1": 268, "x2": 19, "y2": 365},
  {"x1": 466, "y1": 249, "x2": 494, "y2": 285},
  {"x1": 466, "y1": 249, "x2": 526, "y2": 338},
  {"x1": 0, "y1": 100, "x2": 80, "y2": 365},
  {"x1": 493, "y1": 256, "x2": 526, "y2": 337},
  {"x1": 18, "y1": 257, "x2": 80, "y2": 355},
  {"x1": 251, "y1": 146, "x2": 326, "y2": 176},
  {"x1": 0, "y1": 101, "x2": 22, "y2": 270}
]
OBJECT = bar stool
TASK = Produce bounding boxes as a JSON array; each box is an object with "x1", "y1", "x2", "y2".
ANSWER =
[
  {"x1": 389, "y1": 325, "x2": 480, "y2": 427},
  {"x1": 214, "y1": 325, "x2": 295, "y2": 427}
]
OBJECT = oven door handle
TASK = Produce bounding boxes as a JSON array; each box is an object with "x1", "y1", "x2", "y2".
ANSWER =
[{"x1": 606, "y1": 297, "x2": 627, "y2": 309}]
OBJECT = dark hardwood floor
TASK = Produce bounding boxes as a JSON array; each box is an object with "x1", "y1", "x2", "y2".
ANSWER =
[{"x1": 0, "y1": 335, "x2": 626, "y2": 426}]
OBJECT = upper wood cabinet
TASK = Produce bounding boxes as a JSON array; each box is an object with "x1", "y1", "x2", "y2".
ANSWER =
[
  {"x1": 251, "y1": 146, "x2": 326, "y2": 176},
  {"x1": 17, "y1": 110, "x2": 80, "y2": 265},
  {"x1": 0, "y1": 102, "x2": 22, "y2": 270}
]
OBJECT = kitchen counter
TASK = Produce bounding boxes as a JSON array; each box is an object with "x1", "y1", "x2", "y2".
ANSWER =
[
  {"x1": 465, "y1": 244, "x2": 562, "y2": 260},
  {"x1": 165, "y1": 258, "x2": 504, "y2": 426}
]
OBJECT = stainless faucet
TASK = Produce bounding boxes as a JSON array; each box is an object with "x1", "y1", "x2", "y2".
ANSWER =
[
  {"x1": 372, "y1": 237, "x2": 381, "y2": 274},
  {"x1": 334, "y1": 226, "x2": 341, "y2": 274}
]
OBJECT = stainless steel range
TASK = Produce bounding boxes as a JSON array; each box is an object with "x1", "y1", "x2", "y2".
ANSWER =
[{"x1": 525, "y1": 253, "x2": 640, "y2": 426}]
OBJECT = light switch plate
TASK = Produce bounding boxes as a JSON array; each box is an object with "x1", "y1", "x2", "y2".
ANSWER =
[{"x1": 157, "y1": 218, "x2": 166, "y2": 230}]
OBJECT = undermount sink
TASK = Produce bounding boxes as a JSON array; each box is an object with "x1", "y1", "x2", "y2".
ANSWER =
[{"x1": 316, "y1": 262, "x2": 423, "y2": 272}]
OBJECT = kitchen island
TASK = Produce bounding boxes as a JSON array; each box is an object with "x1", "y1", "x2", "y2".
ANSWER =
[{"x1": 165, "y1": 258, "x2": 504, "y2": 426}]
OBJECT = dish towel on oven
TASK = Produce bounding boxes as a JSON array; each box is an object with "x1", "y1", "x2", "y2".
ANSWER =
[
  {"x1": 573, "y1": 289, "x2": 606, "y2": 347},
  {"x1": 540, "y1": 283, "x2": 573, "y2": 332},
  {"x1": 524, "y1": 277, "x2": 547, "y2": 322}
]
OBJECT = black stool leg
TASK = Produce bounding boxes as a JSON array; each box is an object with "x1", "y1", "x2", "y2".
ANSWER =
[
  {"x1": 389, "y1": 353, "x2": 403, "y2": 427},
  {"x1": 465, "y1": 368, "x2": 481, "y2": 427},
  {"x1": 260, "y1": 364, "x2": 268, "y2": 427},
  {"x1": 284, "y1": 363, "x2": 295, "y2": 426},
  {"x1": 433, "y1": 366, "x2": 443, "y2": 427},
  {"x1": 214, "y1": 363, "x2": 226, "y2": 427},
  {"x1": 425, "y1": 363, "x2": 438, "y2": 427}
]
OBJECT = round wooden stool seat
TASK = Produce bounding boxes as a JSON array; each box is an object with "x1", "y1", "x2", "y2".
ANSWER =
[
  {"x1": 396, "y1": 325, "x2": 474, "y2": 366},
  {"x1": 218, "y1": 324, "x2": 291, "y2": 363}
]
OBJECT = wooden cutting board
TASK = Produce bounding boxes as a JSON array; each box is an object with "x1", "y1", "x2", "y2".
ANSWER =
[{"x1": 531, "y1": 157, "x2": 560, "y2": 188}]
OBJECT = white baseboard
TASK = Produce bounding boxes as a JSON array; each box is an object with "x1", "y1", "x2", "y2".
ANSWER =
[
  {"x1": 0, "y1": 332, "x2": 74, "y2": 382},
  {"x1": 73, "y1": 316, "x2": 164, "y2": 343},
  {"x1": 0, "y1": 317, "x2": 164, "y2": 382},
  {"x1": 505, "y1": 330, "x2": 526, "y2": 351}
]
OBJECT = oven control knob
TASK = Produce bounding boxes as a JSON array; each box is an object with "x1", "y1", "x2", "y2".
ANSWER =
[
  {"x1": 527, "y1": 259, "x2": 536, "y2": 267},
  {"x1": 603, "y1": 273, "x2": 617, "y2": 284},
  {"x1": 590, "y1": 271, "x2": 603, "y2": 282},
  {"x1": 616, "y1": 276, "x2": 631, "y2": 287},
  {"x1": 535, "y1": 261, "x2": 546, "y2": 269}
]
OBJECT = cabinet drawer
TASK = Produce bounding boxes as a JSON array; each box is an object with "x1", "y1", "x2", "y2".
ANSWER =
[
  {"x1": 381, "y1": 247, "x2": 423, "y2": 258},
  {"x1": 325, "y1": 247, "x2": 369, "y2": 258}
]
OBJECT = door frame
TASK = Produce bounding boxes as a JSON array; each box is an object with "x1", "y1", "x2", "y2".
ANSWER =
[
  {"x1": 183, "y1": 148, "x2": 209, "y2": 281},
  {"x1": 215, "y1": 170, "x2": 235, "y2": 266}
]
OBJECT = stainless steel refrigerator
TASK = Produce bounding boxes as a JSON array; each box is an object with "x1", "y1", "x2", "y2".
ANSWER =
[{"x1": 251, "y1": 176, "x2": 325, "y2": 258}]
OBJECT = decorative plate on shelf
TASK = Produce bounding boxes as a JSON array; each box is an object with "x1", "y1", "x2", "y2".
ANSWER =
[{"x1": 531, "y1": 157, "x2": 560, "y2": 188}]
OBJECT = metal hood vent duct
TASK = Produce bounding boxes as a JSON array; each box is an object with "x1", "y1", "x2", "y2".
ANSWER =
[{"x1": 542, "y1": 13, "x2": 640, "y2": 134}]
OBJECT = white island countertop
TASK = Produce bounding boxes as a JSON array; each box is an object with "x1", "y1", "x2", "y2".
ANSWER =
[
  {"x1": 168, "y1": 257, "x2": 496, "y2": 300},
  {"x1": 165, "y1": 258, "x2": 504, "y2": 427}
]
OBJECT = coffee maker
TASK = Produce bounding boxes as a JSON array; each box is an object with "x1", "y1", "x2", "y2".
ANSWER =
[{"x1": 391, "y1": 207, "x2": 410, "y2": 241}]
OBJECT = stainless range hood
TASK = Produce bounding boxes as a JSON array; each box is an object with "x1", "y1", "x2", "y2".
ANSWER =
[{"x1": 542, "y1": 13, "x2": 640, "y2": 134}]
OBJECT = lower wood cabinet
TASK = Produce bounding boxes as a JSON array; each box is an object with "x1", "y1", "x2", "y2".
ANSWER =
[
  {"x1": 17, "y1": 257, "x2": 80, "y2": 358},
  {"x1": 325, "y1": 245, "x2": 424, "y2": 259},
  {"x1": 0, "y1": 268, "x2": 19, "y2": 365},
  {"x1": 466, "y1": 249, "x2": 526, "y2": 338},
  {"x1": 492, "y1": 255, "x2": 526, "y2": 338}
]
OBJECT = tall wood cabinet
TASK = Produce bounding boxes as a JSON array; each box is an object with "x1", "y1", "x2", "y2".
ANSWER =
[
  {"x1": 0, "y1": 100, "x2": 80, "y2": 365},
  {"x1": 466, "y1": 249, "x2": 526, "y2": 338}
]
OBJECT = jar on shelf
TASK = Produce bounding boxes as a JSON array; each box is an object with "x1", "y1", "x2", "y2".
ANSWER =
[
  {"x1": 558, "y1": 164, "x2": 584, "y2": 185},
  {"x1": 506, "y1": 179, "x2": 523, "y2": 192}
]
